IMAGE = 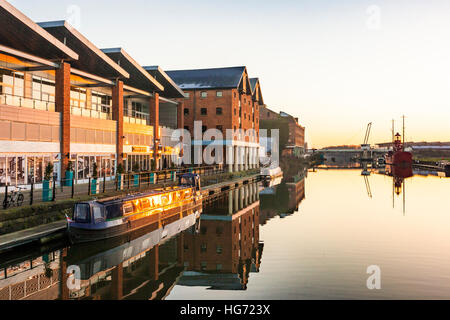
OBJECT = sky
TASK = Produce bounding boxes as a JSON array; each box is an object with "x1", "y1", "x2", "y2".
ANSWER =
[{"x1": 10, "y1": 0, "x2": 450, "y2": 148}]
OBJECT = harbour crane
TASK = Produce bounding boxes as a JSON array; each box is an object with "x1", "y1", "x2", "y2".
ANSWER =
[
  {"x1": 361, "y1": 122, "x2": 373, "y2": 165},
  {"x1": 362, "y1": 122, "x2": 372, "y2": 150}
]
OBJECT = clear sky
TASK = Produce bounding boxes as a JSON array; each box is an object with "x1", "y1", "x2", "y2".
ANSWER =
[{"x1": 10, "y1": 0, "x2": 450, "y2": 148}]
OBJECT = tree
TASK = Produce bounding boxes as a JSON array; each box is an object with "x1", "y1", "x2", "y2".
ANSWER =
[{"x1": 44, "y1": 162, "x2": 53, "y2": 181}]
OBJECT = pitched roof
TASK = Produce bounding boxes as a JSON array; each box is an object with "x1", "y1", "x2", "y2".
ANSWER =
[
  {"x1": 249, "y1": 78, "x2": 259, "y2": 93},
  {"x1": 166, "y1": 66, "x2": 246, "y2": 90}
]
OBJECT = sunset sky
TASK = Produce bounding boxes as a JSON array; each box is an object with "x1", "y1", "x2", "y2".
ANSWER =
[{"x1": 11, "y1": 0, "x2": 450, "y2": 148}]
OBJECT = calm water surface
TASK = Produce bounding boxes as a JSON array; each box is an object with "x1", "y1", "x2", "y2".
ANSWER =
[{"x1": 1, "y1": 169, "x2": 449, "y2": 300}]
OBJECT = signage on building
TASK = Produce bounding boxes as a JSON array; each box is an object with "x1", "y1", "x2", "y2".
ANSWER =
[{"x1": 132, "y1": 146, "x2": 149, "y2": 153}]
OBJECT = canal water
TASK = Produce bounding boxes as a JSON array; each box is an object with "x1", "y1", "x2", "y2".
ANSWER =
[{"x1": 1, "y1": 168, "x2": 449, "y2": 300}]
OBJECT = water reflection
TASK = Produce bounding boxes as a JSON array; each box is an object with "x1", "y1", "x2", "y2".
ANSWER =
[{"x1": 179, "y1": 182, "x2": 262, "y2": 291}]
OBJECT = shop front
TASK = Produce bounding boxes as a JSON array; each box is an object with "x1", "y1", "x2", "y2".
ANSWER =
[
  {"x1": 70, "y1": 153, "x2": 116, "y2": 184},
  {"x1": 0, "y1": 153, "x2": 59, "y2": 190},
  {"x1": 123, "y1": 146, "x2": 153, "y2": 173}
]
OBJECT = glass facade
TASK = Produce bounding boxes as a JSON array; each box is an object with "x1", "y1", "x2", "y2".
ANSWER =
[
  {"x1": 0, "y1": 155, "x2": 57, "y2": 186},
  {"x1": 72, "y1": 154, "x2": 116, "y2": 182}
]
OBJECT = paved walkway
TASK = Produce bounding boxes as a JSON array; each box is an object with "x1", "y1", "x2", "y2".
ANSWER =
[
  {"x1": 0, "y1": 220, "x2": 66, "y2": 252},
  {"x1": 0, "y1": 173, "x2": 260, "y2": 252}
]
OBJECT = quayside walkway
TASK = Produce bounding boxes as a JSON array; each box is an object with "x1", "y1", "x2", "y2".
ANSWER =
[{"x1": 0, "y1": 172, "x2": 260, "y2": 252}]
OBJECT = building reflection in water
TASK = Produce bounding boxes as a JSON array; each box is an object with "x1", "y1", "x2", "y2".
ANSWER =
[
  {"x1": 0, "y1": 182, "x2": 264, "y2": 299},
  {"x1": 0, "y1": 212, "x2": 200, "y2": 300},
  {"x1": 259, "y1": 172, "x2": 306, "y2": 225},
  {"x1": 179, "y1": 182, "x2": 262, "y2": 291}
]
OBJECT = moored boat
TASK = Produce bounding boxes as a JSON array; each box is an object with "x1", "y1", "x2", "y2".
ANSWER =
[{"x1": 67, "y1": 173, "x2": 202, "y2": 244}]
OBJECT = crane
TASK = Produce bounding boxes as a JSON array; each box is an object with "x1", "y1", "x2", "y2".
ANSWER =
[{"x1": 363, "y1": 122, "x2": 372, "y2": 146}]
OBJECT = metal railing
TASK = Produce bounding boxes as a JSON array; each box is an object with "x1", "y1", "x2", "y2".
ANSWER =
[
  {"x1": 0, "y1": 93, "x2": 55, "y2": 112},
  {"x1": 71, "y1": 104, "x2": 112, "y2": 120},
  {"x1": 0, "y1": 165, "x2": 226, "y2": 210}
]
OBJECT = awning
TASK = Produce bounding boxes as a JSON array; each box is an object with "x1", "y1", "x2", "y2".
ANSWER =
[
  {"x1": 38, "y1": 20, "x2": 129, "y2": 79},
  {"x1": 0, "y1": 0, "x2": 78, "y2": 61},
  {"x1": 102, "y1": 48, "x2": 163, "y2": 93}
]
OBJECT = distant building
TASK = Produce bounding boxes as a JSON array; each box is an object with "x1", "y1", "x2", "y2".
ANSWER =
[{"x1": 259, "y1": 106, "x2": 305, "y2": 157}]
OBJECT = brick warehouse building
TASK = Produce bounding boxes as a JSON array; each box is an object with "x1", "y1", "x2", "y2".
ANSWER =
[
  {"x1": 166, "y1": 67, "x2": 264, "y2": 173},
  {"x1": 0, "y1": 0, "x2": 185, "y2": 190},
  {"x1": 260, "y1": 106, "x2": 306, "y2": 157}
]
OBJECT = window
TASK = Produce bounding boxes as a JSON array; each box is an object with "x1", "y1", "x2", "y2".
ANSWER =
[
  {"x1": 93, "y1": 206, "x2": 104, "y2": 223},
  {"x1": 216, "y1": 245, "x2": 222, "y2": 254},
  {"x1": 201, "y1": 244, "x2": 207, "y2": 253},
  {"x1": 123, "y1": 203, "x2": 134, "y2": 215},
  {"x1": 216, "y1": 107, "x2": 223, "y2": 115},
  {"x1": 216, "y1": 264, "x2": 223, "y2": 271},
  {"x1": 216, "y1": 91, "x2": 223, "y2": 97},
  {"x1": 201, "y1": 108, "x2": 207, "y2": 115},
  {"x1": 185, "y1": 92, "x2": 190, "y2": 98},
  {"x1": 184, "y1": 108, "x2": 189, "y2": 115},
  {"x1": 201, "y1": 91, "x2": 207, "y2": 98},
  {"x1": 202, "y1": 126, "x2": 207, "y2": 133},
  {"x1": 201, "y1": 262, "x2": 207, "y2": 271},
  {"x1": 74, "y1": 204, "x2": 90, "y2": 223}
]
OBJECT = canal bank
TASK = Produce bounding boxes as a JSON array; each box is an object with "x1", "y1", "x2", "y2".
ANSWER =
[{"x1": 0, "y1": 171, "x2": 259, "y2": 253}]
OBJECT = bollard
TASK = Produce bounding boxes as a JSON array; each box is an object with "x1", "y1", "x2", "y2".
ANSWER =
[
  {"x1": 103, "y1": 174, "x2": 106, "y2": 193},
  {"x1": 52, "y1": 176, "x2": 56, "y2": 202},
  {"x1": 71, "y1": 176, "x2": 75, "y2": 199},
  {"x1": 30, "y1": 181, "x2": 34, "y2": 206},
  {"x1": 3, "y1": 185, "x2": 8, "y2": 209},
  {"x1": 88, "y1": 177, "x2": 91, "y2": 196}
]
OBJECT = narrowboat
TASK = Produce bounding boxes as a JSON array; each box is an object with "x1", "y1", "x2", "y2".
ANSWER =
[{"x1": 67, "y1": 173, "x2": 202, "y2": 244}]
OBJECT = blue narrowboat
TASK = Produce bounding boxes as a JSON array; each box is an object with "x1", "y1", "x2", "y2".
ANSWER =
[{"x1": 67, "y1": 174, "x2": 202, "y2": 243}]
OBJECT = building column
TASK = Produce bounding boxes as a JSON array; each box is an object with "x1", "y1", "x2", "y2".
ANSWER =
[
  {"x1": 234, "y1": 188, "x2": 239, "y2": 211},
  {"x1": 112, "y1": 81, "x2": 124, "y2": 167},
  {"x1": 111, "y1": 263, "x2": 123, "y2": 300},
  {"x1": 55, "y1": 62, "x2": 71, "y2": 176},
  {"x1": 228, "y1": 190, "x2": 233, "y2": 215},
  {"x1": 177, "y1": 101, "x2": 184, "y2": 130},
  {"x1": 239, "y1": 146, "x2": 244, "y2": 172},
  {"x1": 149, "y1": 245, "x2": 159, "y2": 281},
  {"x1": 250, "y1": 147, "x2": 255, "y2": 169},
  {"x1": 227, "y1": 145, "x2": 233, "y2": 173},
  {"x1": 239, "y1": 187, "x2": 244, "y2": 210},
  {"x1": 244, "y1": 147, "x2": 249, "y2": 171},
  {"x1": 150, "y1": 93, "x2": 160, "y2": 170},
  {"x1": 234, "y1": 145, "x2": 239, "y2": 172}
]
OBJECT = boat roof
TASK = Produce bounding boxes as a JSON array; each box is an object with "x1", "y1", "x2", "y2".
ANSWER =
[{"x1": 93, "y1": 186, "x2": 192, "y2": 205}]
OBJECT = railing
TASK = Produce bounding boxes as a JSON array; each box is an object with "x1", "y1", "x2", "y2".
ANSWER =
[
  {"x1": 71, "y1": 104, "x2": 112, "y2": 120},
  {"x1": 0, "y1": 93, "x2": 55, "y2": 112},
  {"x1": 124, "y1": 110, "x2": 150, "y2": 126},
  {"x1": 0, "y1": 165, "x2": 227, "y2": 210}
]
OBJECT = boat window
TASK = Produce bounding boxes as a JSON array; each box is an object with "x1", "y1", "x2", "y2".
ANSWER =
[
  {"x1": 93, "y1": 206, "x2": 104, "y2": 223},
  {"x1": 74, "y1": 204, "x2": 90, "y2": 223},
  {"x1": 105, "y1": 203, "x2": 123, "y2": 220},
  {"x1": 123, "y1": 203, "x2": 134, "y2": 215}
]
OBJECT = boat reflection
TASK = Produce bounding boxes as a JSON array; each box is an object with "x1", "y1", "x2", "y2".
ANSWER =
[
  {"x1": 259, "y1": 172, "x2": 306, "y2": 225},
  {"x1": 178, "y1": 182, "x2": 262, "y2": 291}
]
